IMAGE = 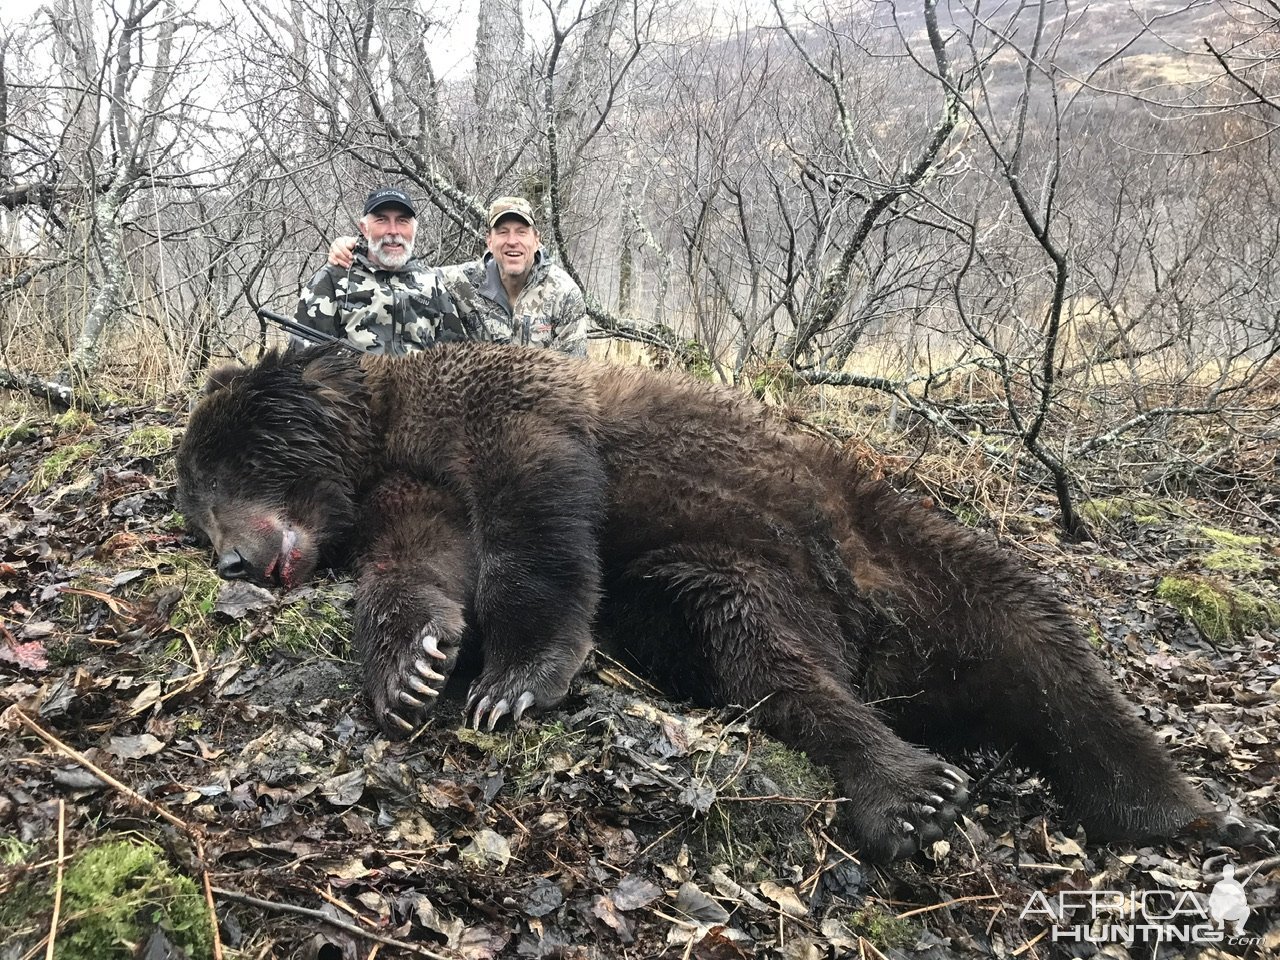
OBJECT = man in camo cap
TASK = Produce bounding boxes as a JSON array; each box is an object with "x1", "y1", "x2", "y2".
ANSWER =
[
  {"x1": 327, "y1": 196, "x2": 588, "y2": 357},
  {"x1": 296, "y1": 188, "x2": 472, "y2": 354}
]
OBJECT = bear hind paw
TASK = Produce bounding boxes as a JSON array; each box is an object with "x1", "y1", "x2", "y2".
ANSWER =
[{"x1": 840, "y1": 758, "x2": 971, "y2": 863}]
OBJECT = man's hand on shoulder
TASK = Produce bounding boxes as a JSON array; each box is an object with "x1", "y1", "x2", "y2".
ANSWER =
[{"x1": 329, "y1": 236, "x2": 361, "y2": 269}]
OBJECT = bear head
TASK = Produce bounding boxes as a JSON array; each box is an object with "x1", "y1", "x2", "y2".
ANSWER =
[{"x1": 176, "y1": 346, "x2": 372, "y2": 588}]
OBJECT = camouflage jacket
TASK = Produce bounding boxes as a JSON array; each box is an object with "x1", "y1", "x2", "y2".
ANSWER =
[
  {"x1": 295, "y1": 254, "x2": 474, "y2": 355},
  {"x1": 440, "y1": 251, "x2": 588, "y2": 357}
]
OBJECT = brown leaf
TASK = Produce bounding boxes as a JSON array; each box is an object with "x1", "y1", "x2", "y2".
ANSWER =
[
  {"x1": 107, "y1": 734, "x2": 166, "y2": 760},
  {"x1": 610, "y1": 874, "x2": 662, "y2": 911},
  {"x1": 420, "y1": 779, "x2": 477, "y2": 812},
  {"x1": 691, "y1": 927, "x2": 752, "y2": 960},
  {"x1": 456, "y1": 924, "x2": 510, "y2": 960},
  {"x1": 320, "y1": 769, "x2": 366, "y2": 807},
  {"x1": 0, "y1": 637, "x2": 48, "y2": 671},
  {"x1": 758, "y1": 880, "x2": 807, "y2": 918},
  {"x1": 589, "y1": 894, "x2": 634, "y2": 943}
]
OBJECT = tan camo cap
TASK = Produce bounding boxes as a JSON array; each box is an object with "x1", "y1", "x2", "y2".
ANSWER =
[{"x1": 487, "y1": 196, "x2": 536, "y2": 229}]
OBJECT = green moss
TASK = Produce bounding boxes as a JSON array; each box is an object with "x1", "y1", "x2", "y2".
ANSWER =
[
  {"x1": 0, "y1": 834, "x2": 36, "y2": 865},
  {"x1": 1156, "y1": 575, "x2": 1280, "y2": 644},
  {"x1": 1080, "y1": 497, "x2": 1178, "y2": 526},
  {"x1": 163, "y1": 555, "x2": 225, "y2": 629},
  {"x1": 0, "y1": 422, "x2": 37, "y2": 446},
  {"x1": 33, "y1": 440, "x2": 100, "y2": 491},
  {"x1": 59, "y1": 837, "x2": 212, "y2": 960},
  {"x1": 1197, "y1": 526, "x2": 1263, "y2": 549},
  {"x1": 844, "y1": 904, "x2": 916, "y2": 949},
  {"x1": 122, "y1": 425, "x2": 176, "y2": 457},
  {"x1": 1202, "y1": 549, "x2": 1265, "y2": 574},
  {"x1": 271, "y1": 588, "x2": 350, "y2": 657},
  {"x1": 54, "y1": 409, "x2": 95, "y2": 435},
  {"x1": 751, "y1": 740, "x2": 835, "y2": 798},
  {"x1": 0, "y1": 876, "x2": 50, "y2": 949},
  {"x1": 456, "y1": 719, "x2": 583, "y2": 781}
]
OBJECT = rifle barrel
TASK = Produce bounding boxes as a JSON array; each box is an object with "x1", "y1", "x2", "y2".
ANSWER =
[{"x1": 256, "y1": 308, "x2": 362, "y2": 353}]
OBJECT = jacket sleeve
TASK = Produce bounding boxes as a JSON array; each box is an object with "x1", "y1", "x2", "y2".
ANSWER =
[
  {"x1": 418, "y1": 271, "x2": 470, "y2": 344},
  {"x1": 295, "y1": 266, "x2": 343, "y2": 339},
  {"x1": 549, "y1": 276, "x2": 589, "y2": 358}
]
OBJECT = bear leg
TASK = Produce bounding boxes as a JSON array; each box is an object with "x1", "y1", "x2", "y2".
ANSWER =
[
  {"x1": 980, "y1": 652, "x2": 1213, "y2": 842},
  {"x1": 876, "y1": 624, "x2": 1216, "y2": 844},
  {"x1": 462, "y1": 422, "x2": 607, "y2": 729},
  {"x1": 353, "y1": 476, "x2": 474, "y2": 736}
]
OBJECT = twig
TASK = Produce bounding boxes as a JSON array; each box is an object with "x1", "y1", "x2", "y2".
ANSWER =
[
  {"x1": 1, "y1": 706, "x2": 190, "y2": 832},
  {"x1": 1011, "y1": 928, "x2": 1048, "y2": 956},
  {"x1": 199, "y1": 835, "x2": 223, "y2": 960},
  {"x1": 211, "y1": 888, "x2": 452, "y2": 959},
  {"x1": 45, "y1": 799, "x2": 65, "y2": 960},
  {"x1": 895, "y1": 893, "x2": 1002, "y2": 920}
]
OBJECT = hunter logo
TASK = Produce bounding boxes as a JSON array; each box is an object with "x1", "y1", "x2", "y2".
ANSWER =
[{"x1": 1019, "y1": 862, "x2": 1261, "y2": 947}]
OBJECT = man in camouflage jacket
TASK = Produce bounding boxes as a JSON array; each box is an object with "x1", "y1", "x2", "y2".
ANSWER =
[
  {"x1": 440, "y1": 197, "x2": 588, "y2": 357},
  {"x1": 327, "y1": 196, "x2": 588, "y2": 358},
  {"x1": 296, "y1": 188, "x2": 472, "y2": 354}
]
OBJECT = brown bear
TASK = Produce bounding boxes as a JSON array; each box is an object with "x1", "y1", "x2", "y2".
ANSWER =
[{"x1": 176, "y1": 344, "x2": 1252, "y2": 864}]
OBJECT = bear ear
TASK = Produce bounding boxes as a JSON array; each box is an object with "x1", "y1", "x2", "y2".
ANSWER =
[
  {"x1": 202, "y1": 363, "x2": 249, "y2": 396},
  {"x1": 300, "y1": 349, "x2": 360, "y2": 394}
]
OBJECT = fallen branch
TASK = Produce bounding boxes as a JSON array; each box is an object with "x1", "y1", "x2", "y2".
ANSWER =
[
  {"x1": 45, "y1": 799, "x2": 65, "y2": 960},
  {"x1": 0, "y1": 367, "x2": 78, "y2": 410},
  {"x1": 211, "y1": 888, "x2": 453, "y2": 959}
]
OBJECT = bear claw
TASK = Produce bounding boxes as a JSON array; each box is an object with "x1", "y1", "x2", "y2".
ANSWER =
[
  {"x1": 466, "y1": 688, "x2": 539, "y2": 730},
  {"x1": 512, "y1": 691, "x2": 536, "y2": 724},
  {"x1": 386, "y1": 711, "x2": 415, "y2": 732},
  {"x1": 840, "y1": 758, "x2": 971, "y2": 862},
  {"x1": 419, "y1": 632, "x2": 448, "y2": 660},
  {"x1": 414, "y1": 659, "x2": 446, "y2": 683},
  {"x1": 367, "y1": 617, "x2": 463, "y2": 738}
]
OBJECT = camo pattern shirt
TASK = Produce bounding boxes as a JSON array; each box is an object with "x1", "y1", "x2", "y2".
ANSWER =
[
  {"x1": 440, "y1": 252, "x2": 588, "y2": 357},
  {"x1": 295, "y1": 255, "x2": 474, "y2": 355}
]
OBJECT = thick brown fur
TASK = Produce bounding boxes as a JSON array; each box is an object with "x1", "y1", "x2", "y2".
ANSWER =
[{"x1": 177, "y1": 343, "x2": 1239, "y2": 864}]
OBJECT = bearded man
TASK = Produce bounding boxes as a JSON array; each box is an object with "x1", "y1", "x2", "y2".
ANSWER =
[{"x1": 295, "y1": 188, "x2": 470, "y2": 355}]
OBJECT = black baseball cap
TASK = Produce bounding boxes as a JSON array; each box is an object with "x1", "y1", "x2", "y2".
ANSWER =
[{"x1": 363, "y1": 187, "x2": 416, "y2": 217}]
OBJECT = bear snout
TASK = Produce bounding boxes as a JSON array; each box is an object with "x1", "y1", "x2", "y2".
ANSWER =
[{"x1": 216, "y1": 549, "x2": 250, "y2": 579}]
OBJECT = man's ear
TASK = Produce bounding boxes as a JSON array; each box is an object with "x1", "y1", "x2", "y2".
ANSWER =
[{"x1": 357, "y1": 218, "x2": 370, "y2": 239}]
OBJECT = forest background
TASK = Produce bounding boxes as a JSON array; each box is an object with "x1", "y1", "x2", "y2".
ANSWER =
[{"x1": 0, "y1": 0, "x2": 1277, "y2": 535}]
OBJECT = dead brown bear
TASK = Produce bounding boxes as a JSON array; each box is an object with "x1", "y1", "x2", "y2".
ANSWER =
[{"x1": 176, "y1": 344, "x2": 1255, "y2": 864}]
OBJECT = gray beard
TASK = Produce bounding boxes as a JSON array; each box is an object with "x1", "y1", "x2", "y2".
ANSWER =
[{"x1": 369, "y1": 234, "x2": 414, "y2": 269}]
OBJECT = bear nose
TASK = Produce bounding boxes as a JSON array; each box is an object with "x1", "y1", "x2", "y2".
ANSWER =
[{"x1": 216, "y1": 549, "x2": 248, "y2": 579}]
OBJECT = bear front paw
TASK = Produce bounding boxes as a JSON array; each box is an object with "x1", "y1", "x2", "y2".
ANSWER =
[
  {"x1": 464, "y1": 660, "x2": 574, "y2": 730},
  {"x1": 368, "y1": 625, "x2": 462, "y2": 737},
  {"x1": 464, "y1": 635, "x2": 591, "y2": 730},
  {"x1": 839, "y1": 757, "x2": 970, "y2": 863}
]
